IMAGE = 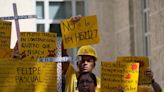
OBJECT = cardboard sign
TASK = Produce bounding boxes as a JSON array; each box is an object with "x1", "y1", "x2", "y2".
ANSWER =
[
  {"x1": 0, "y1": 20, "x2": 12, "y2": 58},
  {"x1": 0, "y1": 49, "x2": 12, "y2": 58},
  {"x1": 117, "y1": 56, "x2": 151, "y2": 85},
  {"x1": 101, "y1": 62, "x2": 139, "y2": 92},
  {"x1": 0, "y1": 20, "x2": 11, "y2": 48},
  {"x1": 0, "y1": 60, "x2": 57, "y2": 92},
  {"x1": 20, "y1": 32, "x2": 57, "y2": 60},
  {"x1": 60, "y1": 15, "x2": 100, "y2": 48}
]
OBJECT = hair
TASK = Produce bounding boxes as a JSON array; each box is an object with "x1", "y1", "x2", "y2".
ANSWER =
[{"x1": 77, "y1": 72, "x2": 97, "y2": 87}]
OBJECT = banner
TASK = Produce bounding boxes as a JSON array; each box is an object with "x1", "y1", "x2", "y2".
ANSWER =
[
  {"x1": 0, "y1": 60, "x2": 57, "y2": 92},
  {"x1": 0, "y1": 20, "x2": 12, "y2": 58},
  {"x1": 101, "y1": 62, "x2": 139, "y2": 92},
  {"x1": 117, "y1": 56, "x2": 151, "y2": 85},
  {"x1": 20, "y1": 32, "x2": 57, "y2": 60},
  {"x1": 60, "y1": 15, "x2": 100, "y2": 48}
]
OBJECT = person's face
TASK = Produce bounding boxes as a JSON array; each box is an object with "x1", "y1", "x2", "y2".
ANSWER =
[
  {"x1": 78, "y1": 55, "x2": 95, "y2": 73},
  {"x1": 78, "y1": 74, "x2": 96, "y2": 92}
]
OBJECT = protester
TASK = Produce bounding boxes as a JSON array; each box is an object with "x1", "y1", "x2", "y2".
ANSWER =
[
  {"x1": 65, "y1": 45, "x2": 100, "y2": 92},
  {"x1": 116, "y1": 66, "x2": 161, "y2": 92},
  {"x1": 143, "y1": 68, "x2": 162, "y2": 92},
  {"x1": 77, "y1": 72, "x2": 97, "y2": 92},
  {"x1": 120, "y1": 66, "x2": 162, "y2": 92}
]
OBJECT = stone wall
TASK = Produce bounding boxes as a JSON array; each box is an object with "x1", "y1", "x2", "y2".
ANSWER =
[
  {"x1": 87, "y1": 0, "x2": 164, "y2": 88},
  {"x1": 149, "y1": 0, "x2": 164, "y2": 88}
]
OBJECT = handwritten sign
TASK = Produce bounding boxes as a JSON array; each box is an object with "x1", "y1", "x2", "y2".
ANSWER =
[
  {"x1": 0, "y1": 60, "x2": 57, "y2": 92},
  {"x1": 0, "y1": 20, "x2": 12, "y2": 58},
  {"x1": 0, "y1": 20, "x2": 11, "y2": 48},
  {"x1": 0, "y1": 49, "x2": 12, "y2": 58},
  {"x1": 101, "y1": 62, "x2": 139, "y2": 92},
  {"x1": 117, "y1": 56, "x2": 151, "y2": 85},
  {"x1": 60, "y1": 15, "x2": 100, "y2": 48},
  {"x1": 20, "y1": 32, "x2": 57, "y2": 60}
]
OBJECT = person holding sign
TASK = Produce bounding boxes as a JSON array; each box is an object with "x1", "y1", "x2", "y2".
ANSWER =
[
  {"x1": 137, "y1": 66, "x2": 161, "y2": 92},
  {"x1": 77, "y1": 72, "x2": 97, "y2": 92},
  {"x1": 143, "y1": 68, "x2": 162, "y2": 92},
  {"x1": 117, "y1": 56, "x2": 162, "y2": 92},
  {"x1": 65, "y1": 45, "x2": 100, "y2": 92}
]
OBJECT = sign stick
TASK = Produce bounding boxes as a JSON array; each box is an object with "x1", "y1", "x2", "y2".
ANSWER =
[{"x1": 13, "y1": 3, "x2": 21, "y2": 52}]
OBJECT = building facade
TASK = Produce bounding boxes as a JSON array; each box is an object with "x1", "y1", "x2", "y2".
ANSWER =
[{"x1": 87, "y1": 0, "x2": 164, "y2": 88}]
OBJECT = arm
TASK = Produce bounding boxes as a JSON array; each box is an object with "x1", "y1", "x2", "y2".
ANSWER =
[
  {"x1": 62, "y1": 42, "x2": 70, "y2": 75},
  {"x1": 152, "y1": 79, "x2": 162, "y2": 92},
  {"x1": 145, "y1": 68, "x2": 162, "y2": 92},
  {"x1": 62, "y1": 15, "x2": 82, "y2": 75}
]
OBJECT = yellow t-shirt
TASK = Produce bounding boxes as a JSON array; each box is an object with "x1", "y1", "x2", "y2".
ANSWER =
[{"x1": 65, "y1": 64, "x2": 100, "y2": 92}]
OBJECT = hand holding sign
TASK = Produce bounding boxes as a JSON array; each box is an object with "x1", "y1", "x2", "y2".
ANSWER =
[
  {"x1": 144, "y1": 68, "x2": 153, "y2": 79},
  {"x1": 70, "y1": 15, "x2": 82, "y2": 22}
]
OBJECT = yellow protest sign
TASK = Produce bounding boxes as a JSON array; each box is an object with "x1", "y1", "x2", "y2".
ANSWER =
[
  {"x1": 20, "y1": 32, "x2": 57, "y2": 60},
  {"x1": 101, "y1": 62, "x2": 139, "y2": 92},
  {"x1": 0, "y1": 49, "x2": 12, "y2": 58},
  {"x1": 117, "y1": 56, "x2": 151, "y2": 85},
  {"x1": 0, "y1": 60, "x2": 57, "y2": 92},
  {"x1": 60, "y1": 15, "x2": 100, "y2": 48},
  {"x1": 0, "y1": 20, "x2": 11, "y2": 48},
  {"x1": 0, "y1": 20, "x2": 12, "y2": 58}
]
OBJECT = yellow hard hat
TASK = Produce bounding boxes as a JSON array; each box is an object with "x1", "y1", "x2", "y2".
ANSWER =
[{"x1": 77, "y1": 45, "x2": 97, "y2": 59}]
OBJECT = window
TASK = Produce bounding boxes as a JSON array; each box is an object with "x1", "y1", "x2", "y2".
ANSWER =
[
  {"x1": 36, "y1": 0, "x2": 85, "y2": 32},
  {"x1": 49, "y1": 24, "x2": 61, "y2": 36},
  {"x1": 37, "y1": 24, "x2": 45, "y2": 32},
  {"x1": 36, "y1": 1, "x2": 44, "y2": 19},
  {"x1": 76, "y1": 1, "x2": 85, "y2": 15},
  {"x1": 49, "y1": 1, "x2": 72, "y2": 19}
]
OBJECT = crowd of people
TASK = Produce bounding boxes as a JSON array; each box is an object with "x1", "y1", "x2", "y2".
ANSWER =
[
  {"x1": 61, "y1": 15, "x2": 162, "y2": 92},
  {"x1": 12, "y1": 15, "x2": 162, "y2": 92}
]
